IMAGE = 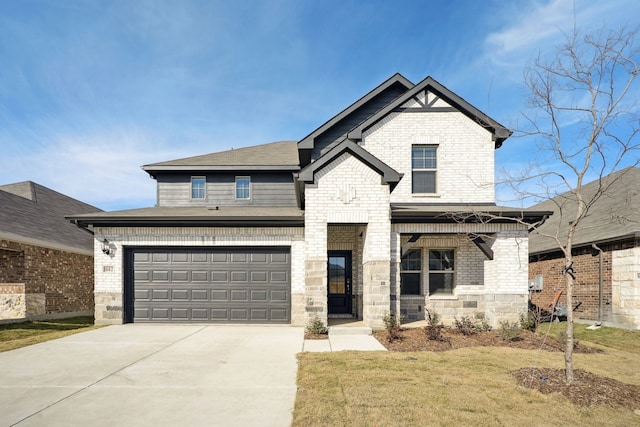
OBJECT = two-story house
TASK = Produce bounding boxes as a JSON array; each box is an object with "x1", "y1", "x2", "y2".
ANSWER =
[{"x1": 69, "y1": 73, "x2": 549, "y2": 329}]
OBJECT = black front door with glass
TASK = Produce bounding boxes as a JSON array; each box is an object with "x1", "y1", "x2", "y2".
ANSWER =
[{"x1": 327, "y1": 251, "x2": 352, "y2": 314}]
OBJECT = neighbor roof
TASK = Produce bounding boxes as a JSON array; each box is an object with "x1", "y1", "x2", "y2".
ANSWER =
[
  {"x1": 529, "y1": 167, "x2": 640, "y2": 255},
  {"x1": 143, "y1": 141, "x2": 300, "y2": 177},
  {"x1": 0, "y1": 181, "x2": 101, "y2": 254}
]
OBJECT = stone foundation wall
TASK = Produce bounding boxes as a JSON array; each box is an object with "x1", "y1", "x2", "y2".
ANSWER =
[{"x1": 0, "y1": 284, "x2": 26, "y2": 319}]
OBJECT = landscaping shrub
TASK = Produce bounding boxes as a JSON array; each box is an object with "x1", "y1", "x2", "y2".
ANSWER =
[
  {"x1": 454, "y1": 316, "x2": 478, "y2": 335},
  {"x1": 424, "y1": 309, "x2": 445, "y2": 341},
  {"x1": 499, "y1": 320, "x2": 522, "y2": 341},
  {"x1": 305, "y1": 315, "x2": 328, "y2": 335},
  {"x1": 383, "y1": 312, "x2": 402, "y2": 342}
]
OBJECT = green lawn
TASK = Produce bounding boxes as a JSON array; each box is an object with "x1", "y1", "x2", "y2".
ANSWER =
[
  {"x1": 294, "y1": 324, "x2": 640, "y2": 426},
  {"x1": 0, "y1": 316, "x2": 102, "y2": 352}
]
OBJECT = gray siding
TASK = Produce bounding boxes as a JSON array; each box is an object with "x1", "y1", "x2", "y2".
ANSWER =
[
  {"x1": 157, "y1": 173, "x2": 297, "y2": 207},
  {"x1": 311, "y1": 84, "x2": 406, "y2": 160}
]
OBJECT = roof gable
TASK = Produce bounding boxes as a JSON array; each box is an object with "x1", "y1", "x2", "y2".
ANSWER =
[
  {"x1": 347, "y1": 76, "x2": 512, "y2": 148},
  {"x1": 297, "y1": 73, "x2": 414, "y2": 151},
  {"x1": 143, "y1": 141, "x2": 300, "y2": 177},
  {"x1": 298, "y1": 140, "x2": 402, "y2": 188}
]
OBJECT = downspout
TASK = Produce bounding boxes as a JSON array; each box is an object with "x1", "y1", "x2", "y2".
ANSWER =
[{"x1": 591, "y1": 244, "x2": 603, "y2": 324}]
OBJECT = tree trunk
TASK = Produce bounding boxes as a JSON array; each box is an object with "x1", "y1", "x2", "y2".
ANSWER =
[{"x1": 564, "y1": 258, "x2": 574, "y2": 383}]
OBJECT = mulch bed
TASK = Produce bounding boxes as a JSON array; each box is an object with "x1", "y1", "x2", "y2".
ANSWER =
[
  {"x1": 512, "y1": 368, "x2": 640, "y2": 411},
  {"x1": 372, "y1": 327, "x2": 599, "y2": 353}
]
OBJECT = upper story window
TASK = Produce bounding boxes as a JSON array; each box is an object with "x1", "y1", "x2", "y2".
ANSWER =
[
  {"x1": 191, "y1": 177, "x2": 206, "y2": 199},
  {"x1": 412, "y1": 145, "x2": 437, "y2": 193},
  {"x1": 235, "y1": 176, "x2": 250, "y2": 200},
  {"x1": 429, "y1": 249, "x2": 455, "y2": 295},
  {"x1": 400, "y1": 249, "x2": 421, "y2": 295}
]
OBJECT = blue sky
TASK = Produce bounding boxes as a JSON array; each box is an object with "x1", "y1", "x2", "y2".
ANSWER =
[{"x1": 0, "y1": 0, "x2": 638, "y2": 211}]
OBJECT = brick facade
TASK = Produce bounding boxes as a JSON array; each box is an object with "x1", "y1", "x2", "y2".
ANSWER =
[
  {"x1": 529, "y1": 249, "x2": 613, "y2": 322},
  {"x1": 0, "y1": 239, "x2": 94, "y2": 319}
]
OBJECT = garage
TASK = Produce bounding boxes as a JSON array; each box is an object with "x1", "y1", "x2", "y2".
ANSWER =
[{"x1": 125, "y1": 247, "x2": 291, "y2": 323}]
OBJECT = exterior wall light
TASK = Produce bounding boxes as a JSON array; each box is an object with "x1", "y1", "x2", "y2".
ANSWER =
[{"x1": 101, "y1": 239, "x2": 111, "y2": 255}]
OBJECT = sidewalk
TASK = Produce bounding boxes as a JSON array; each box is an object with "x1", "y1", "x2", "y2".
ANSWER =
[{"x1": 302, "y1": 323, "x2": 387, "y2": 352}]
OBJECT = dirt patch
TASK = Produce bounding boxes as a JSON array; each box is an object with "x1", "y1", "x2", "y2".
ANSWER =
[
  {"x1": 372, "y1": 327, "x2": 640, "y2": 411},
  {"x1": 304, "y1": 332, "x2": 328, "y2": 340}
]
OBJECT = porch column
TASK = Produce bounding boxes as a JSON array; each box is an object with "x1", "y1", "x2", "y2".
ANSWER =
[
  {"x1": 390, "y1": 232, "x2": 401, "y2": 318},
  {"x1": 362, "y1": 217, "x2": 391, "y2": 330},
  {"x1": 304, "y1": 221, "x2": 328, "y2": 325},
  {"x1": 483, "y1": 229, "x2": 529, "y2": 326}
]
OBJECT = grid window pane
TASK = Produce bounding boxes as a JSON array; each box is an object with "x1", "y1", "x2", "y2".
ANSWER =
[
  {"x1": 412, "y1": 146, "x2": 437, "y2": 169},
  {"x1": 235, "y1": 177, "x2": 250, "y2": 199},
  {"x1": 191, "y1": 177, "x2": 205, "y2": 199},
  {"x1": 429, "y1": 250, "x2": 454, "y2": 271},
  {"x1": 429, "y1": 273, "x2": 455, "y2": 295},
  {"x1": 401, "y1": 249, "x2": 421, "y2": 295},
  {"x1": 412, "y1": 145, "x2": 437, "y2": 193}
]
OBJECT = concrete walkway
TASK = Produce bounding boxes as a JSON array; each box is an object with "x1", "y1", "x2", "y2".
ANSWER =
[
  {"x1": 0, "y1": 325, "x2": 304, "y2": 427},
  {"x1": 302, "y1": 326, "x2": 388, "y2": 352}
]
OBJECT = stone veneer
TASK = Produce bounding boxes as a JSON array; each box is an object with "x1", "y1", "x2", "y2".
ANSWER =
[{"x1": 612, "y1": 246, "x2": 640, "y2": 329}]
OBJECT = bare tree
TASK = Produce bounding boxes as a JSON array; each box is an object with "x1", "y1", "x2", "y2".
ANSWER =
[{"x1": 505, "y1": 26, "x2": 640, "y2": 383}]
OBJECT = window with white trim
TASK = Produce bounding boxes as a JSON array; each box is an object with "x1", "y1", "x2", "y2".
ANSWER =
[
  {"x1": 235, "y1": 176, "x2": 250, "y2": 200},
  {"x1": 191, "y1": 177, "x2": 206, "y2": 199},
  {"x1": 412, "y1": 145, "x2": 437, "y2": 193},
  {"x1": 428, "y1": 249, "x2": 455, "y2": 295},
  {"x1": 400, "y1": 249, "x2": 421, "y2": 295}
]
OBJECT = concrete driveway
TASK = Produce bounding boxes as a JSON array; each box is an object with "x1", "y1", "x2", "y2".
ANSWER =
[{"x1": 0, "y1": 324, "x2": 304, "y2": 427}]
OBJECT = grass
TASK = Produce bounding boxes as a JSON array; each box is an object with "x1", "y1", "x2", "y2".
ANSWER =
[
  {"x1": 537, "y1": 321, "x2": 640, "y2": 353},
  {"x1": 0, "y1": 316, "x2": 102, "y2": 352},
  {"x1": 293, "y1": 324, "x2": 640, "y2": 427}
]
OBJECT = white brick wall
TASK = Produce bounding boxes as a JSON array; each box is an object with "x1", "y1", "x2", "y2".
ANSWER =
[
  {"x1": 483, "y1": 230, "x2": 529, "y2": 295},
  {"x1": 361, "y1": 108, "x2": 495, "y2": 204}
]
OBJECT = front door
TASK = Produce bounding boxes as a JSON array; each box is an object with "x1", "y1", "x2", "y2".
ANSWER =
[{"x1": 327, "y1": 251, "x2": 352, "y2": 314}]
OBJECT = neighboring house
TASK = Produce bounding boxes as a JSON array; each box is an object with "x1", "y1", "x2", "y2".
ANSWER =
[
  {"x1": 69, "y1": 73, "x2": 548, "y2": 329},
  {"x1": 0, "y1": 181, "x2": 100, "y2": 321},
  {"x1": 528, "y1": 167, "x2": 640, "y2": 330}
]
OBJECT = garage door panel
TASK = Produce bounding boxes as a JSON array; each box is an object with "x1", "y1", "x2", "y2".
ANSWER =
[{"x1": 131, "y1": 248, "x2": 290, "y2": 323}]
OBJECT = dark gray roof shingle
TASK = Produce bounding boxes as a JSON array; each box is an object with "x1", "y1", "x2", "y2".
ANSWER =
[
  {"x1": 528, "y1": 167, "x2": 640, "y2": 254},
  {"x1": 0, "y1": 181, "x2": 102, "y2": 253}
]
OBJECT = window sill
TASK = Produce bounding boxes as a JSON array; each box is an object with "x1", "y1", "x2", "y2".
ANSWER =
[
  {"x1": 400, "y1": 294, "x2": 424, "y2": 299},
  {"x1": 412, "y1": 193, "x2": 440, "y2": 198},
  {"x1": 428, "y1": 295, "x2": 457, "y2": 300}
]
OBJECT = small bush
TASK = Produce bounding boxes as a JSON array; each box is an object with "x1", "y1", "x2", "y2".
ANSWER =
[
  {"x1": 557, "y1": 330, "x2": 579, "y2": 349},
  {"x1": 474, "y1": 312, "x2": 492, "y2": 332},
  {"x1": 305, "y1": 315, "x2": 328, "y2": 335},
  {"x1": 453, "y1": 316, "x2": 478, "y2": 335},
  {"x1": 499, "y1": 320, "x2": 522, "y2": 341},
  {"x1": 520, "y1": 308, "x2": 541, "y2": 332},
  {"x1": 425, "y1": 309, "x2": 445, "y2": 341},
  {"x1": 383, "y1": 312, "x2": 402, "y2": 342}
]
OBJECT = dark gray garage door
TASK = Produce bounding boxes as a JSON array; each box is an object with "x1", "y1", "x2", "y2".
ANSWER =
[{"x1": 129, "y1": 248, "x2": 290, "y2": 323}]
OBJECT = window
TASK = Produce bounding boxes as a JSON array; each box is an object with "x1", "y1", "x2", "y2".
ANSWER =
[
  {"x1": 235, "y1": 176, "x2": 250, "y2": 199},
  {"x1": 191, "y1": 177, "x2": 206, "y2": 199},
  {"x1": 412, "y1": 145, "x2": 437, "y2": 193},
  {"x1": 429, "y1": 249, "x2": 455, "y2": 295},
  {"x1": 400, "y1": 249, "x2": 421, "y2": 295}
]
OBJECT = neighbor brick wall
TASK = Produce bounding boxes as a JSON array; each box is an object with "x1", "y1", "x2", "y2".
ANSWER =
[
  {"x1": 529, "y1": 248, "x2": 613, "y2": 322},
  {"x1": 0, "y1": 239, "x2": 94, "y2": 316}
]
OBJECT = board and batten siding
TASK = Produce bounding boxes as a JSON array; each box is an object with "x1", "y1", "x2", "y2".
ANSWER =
[{"x1": 156, "y1": 173, "x2": 298, "y2": 207}]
